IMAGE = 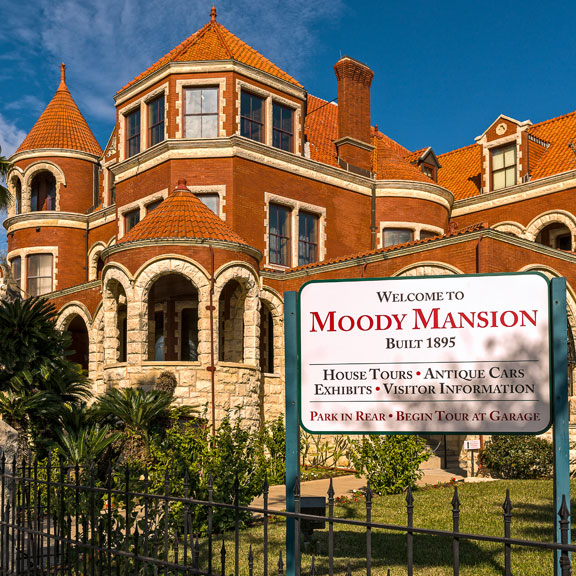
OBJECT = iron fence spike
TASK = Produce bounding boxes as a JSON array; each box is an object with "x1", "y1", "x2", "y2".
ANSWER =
[
  {"x1": 406, "y1": 486, "x2": 414, "y2": 506},
  {"x1": 328, "y1": 477, "x2": 335, "y2": 498},
  {"x1": 451, "y1": 486, "x2": 460, "y2": 509},
  {"x1": 503, "y1": 488, "x2": 513, "y2": 515}
]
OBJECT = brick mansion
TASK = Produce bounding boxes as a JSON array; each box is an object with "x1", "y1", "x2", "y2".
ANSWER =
[{"x1": 4, "y1": 7, "x2": 576, "y2": 464}]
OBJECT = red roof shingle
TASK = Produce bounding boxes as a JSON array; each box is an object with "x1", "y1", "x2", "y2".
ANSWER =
[
  {"x1": 119, "y1": 179, "x2": 251, "y2": 247},
  {"x1": 119, "y1": 7, "x2": 302, "y2": 93},
  {"x1": 16, "y1": 64, "x2": 102, "y2": 156}
]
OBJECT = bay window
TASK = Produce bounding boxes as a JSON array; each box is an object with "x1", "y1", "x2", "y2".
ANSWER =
[
  {"x1": 241, "y1": 92, "x2": 264, "y2": 142},
  {"x1": 27, "y1": 254, "x2": 52, "y2": 296},
  {"x1": 148, "y1": 96, "x2": 165, "y2": 146}
]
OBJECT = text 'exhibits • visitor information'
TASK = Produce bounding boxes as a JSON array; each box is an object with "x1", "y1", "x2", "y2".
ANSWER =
[{"x1": 299, "y1": 274, "x2": 551, "y2": 434}]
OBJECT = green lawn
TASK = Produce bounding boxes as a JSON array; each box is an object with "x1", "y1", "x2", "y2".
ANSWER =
[{"x1": 220, "y1": 479, "x2": 574, "y2": 576}]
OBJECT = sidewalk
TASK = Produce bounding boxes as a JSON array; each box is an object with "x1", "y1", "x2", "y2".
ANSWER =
[{"x1": 252, "y1": 468, "x2": 466, "y2": 510}]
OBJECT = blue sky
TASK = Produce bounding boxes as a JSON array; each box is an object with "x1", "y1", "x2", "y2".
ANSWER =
[{"x1": 1, "y1": 0, "x2": 576, "y2": 179}]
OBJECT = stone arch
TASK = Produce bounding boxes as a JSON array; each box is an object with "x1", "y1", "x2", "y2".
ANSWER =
[
  {"x1": 260, "y1": 287, "x2": 283, "y2": 375},
  {"x1": 57, "y1": 302, "x2": 92, "y2": 331},
  {"x1": 6, "y1": 168, "x2": 24, "y2": 217},
  {"x1": 214, "y1": 263, "x2": 260, "y2": 366},
  {"x1": 90, "y1": 305, "x2": 105, "y2": 392},
  {"x1": 492, "y1": 221, "x2": 524, "y2": 237},
  {"x1": 525, "y1": 211, "x2": 576, "y2": 249},
  {"x1": 88, "y1": 242, "x2": 107, "y2": 281},
  {"x1": 102, "y1": 266, "x2": 133, "y2": 365},
  {"x1": 133, "y1": 257, "x2": 212, "y2": 361},
  {"x1": 22, "y1": 161, "x2": 66, "y2": 212},
  {"x1": 393, "y1": 262, "x2": 463, "y2": 277},
  {"x1": 519, "y1": 264, "x2": 576, "y2": 396}
]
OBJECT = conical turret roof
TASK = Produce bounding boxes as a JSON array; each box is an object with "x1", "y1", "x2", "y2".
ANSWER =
[
  {"x1": 119, "y1": 179, "x2": 251, "y2": 247},
  {"x1": 16, "y1": 64, "x2": 102, "y2": 156},
  {"x1": 119, "y1": 5, "x2": 302, "y2": 93}
]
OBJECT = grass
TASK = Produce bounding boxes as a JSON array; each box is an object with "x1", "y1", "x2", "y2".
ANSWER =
[{"x1": 216, "y1": 479, "x2": 574, "y2": 576}]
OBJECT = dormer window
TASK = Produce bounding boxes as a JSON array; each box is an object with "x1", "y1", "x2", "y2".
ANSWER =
[
  {"x1": 241, "y1": 92, "x2": 265, "y2": 143},
  {"x1": 492, "y1": 144, "x2": 516, "y2": 190},
  {"x1": 421, "y1": 164, "x2": 436, "y2": 181},
  {"x1": 184, "y1": 87, "x2": 218, "y2": 138}
]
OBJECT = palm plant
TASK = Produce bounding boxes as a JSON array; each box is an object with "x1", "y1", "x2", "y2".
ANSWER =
[
  {"x1": 0, "y1": 297, "x2": 93, "y2": 457},
  {"x1": 90, "y1": 387, "x2": 192, "y2": 461},
  {"x1": 56, "y1": 424, "x2": 121, "y2": 466},
  {"x1": 0, "y1": 151, "x2": 12, "y2": 210}
]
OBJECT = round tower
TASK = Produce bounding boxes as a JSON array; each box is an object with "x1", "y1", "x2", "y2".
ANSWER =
[{"x1": 5, "y1": 64, "x2": 103, "y2": 296}]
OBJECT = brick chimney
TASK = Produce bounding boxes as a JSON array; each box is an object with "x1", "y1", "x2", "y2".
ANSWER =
[{"x1": 334, "y1": 56, "x2": 375, "y2": 175}]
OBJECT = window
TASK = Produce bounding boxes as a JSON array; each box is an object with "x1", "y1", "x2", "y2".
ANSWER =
[
  {"x1": 196, "y1": 193, "x2": 219, "y2": 214},
  {"x1": 420, "y1": 230, "x2": 438, "y2": 241},
  {"x1": 148, "y1": 96, "x2": 165, "y2": 146},
  {"x1": 421, "y1": 165, "x2": 436, "y2": 180},
  {"x1": 383, "y1": 228, "x2": 413, "y2": 247},
  {"x1": 492, "y1": 144, "x2": 516, "y2": 190},
  {"x1": 241, "y1": 92, "x2": 264, "y2": 142},
  {"x1": 181, "y1": 308, "x2": 199, "y2": 361},
  {"x1": 11, "y1": 257, "x2": 21, "y2": 292},
  {"x1": 298, "y1": 211, "x2": 318, "y2": 265},
  {"x1": 146, "y1": 199, "x2": 163, "y2": 214},
  {"x1": 27, "y1": 254, "x2": 52, "y2": 296},
  {"x1": 273, "y1": 103, "x2": 294, "y2": 152},
  {"x1": 269, "y1": 204, "x2": 291, "y2": 266},
  {"x1": 14, "y1": 180, "x2": 21, "y2": 214},
  {"x1": 126, "y1": 108, "x2": 141, "y2": 158},
  {"x1": 184, "y1": 87, "x2": 218, "y2": 138},
  {"x1": 124, "y1": 209, "x2": 140, "y2": 233}
]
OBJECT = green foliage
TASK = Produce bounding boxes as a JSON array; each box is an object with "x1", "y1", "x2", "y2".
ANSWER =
[
  {"x1": 260, "y1": 415, "x2": 285, "y2": 484},
  {"x1": 300, "y1": 431, "x2": 350, "y2": 468},
  {"x1": 478, "y1": 435, "x2": 553, "y2": 479},
  {"x1": 148, "y1": 409, "x2": 267, "y2": 533},
  {"x1": 154, "y1": 371, "x2": 178, "y2": 395},
  {"x1": 348, "y1": 435, "x2": 430, "y2": 495},
  {"x1": 0, "y1": 298, "x2": 92, "y2": 456},
  {"x1": 56, "y1": 424, "x2": 121, "y2": 466}
]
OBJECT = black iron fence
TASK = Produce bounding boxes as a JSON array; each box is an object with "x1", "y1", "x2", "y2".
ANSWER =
[{"x1": 0, "y1": 456, "x2": 574, "y2": 575}]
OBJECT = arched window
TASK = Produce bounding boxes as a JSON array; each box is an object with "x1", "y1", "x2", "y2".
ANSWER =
[
  {"x1": 30, "y1": 171, "x2": 57, "y2": 212},
  {"x1": 66, "y1": 315, "x2": 89, "y2": 371},
  {"x1": 13, "y1": 178, "x2": 22, "y2": 215},
  {"x1": 96, "y1": 254, "x2": 105, "y2": 279},
  {"x1": 147, "y1": 274, "x2": 198, "y2": 361},
  {"x1": 536, "y1": 223, "x2": 572, "y2": 251},
  {"x1": 218, "y1": 280, "x2": 245, "y2": 362},
  {"x1": 259, "y1": 301, "x2": 274, "y2": 373}
]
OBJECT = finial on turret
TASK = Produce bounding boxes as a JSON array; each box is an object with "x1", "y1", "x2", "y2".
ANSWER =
[
  {"x1": 60, "y1": 63, "x2": 66, "y2": 85},
  {"x1": 210, "y1": 4, "x2": 217, "y2": 22}
]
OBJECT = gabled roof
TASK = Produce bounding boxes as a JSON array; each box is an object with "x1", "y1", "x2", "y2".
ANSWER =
[
  {"x1": 437, "y1": 144, "x2": 483, "y2": 199},
  {"x1": 16, "y1": 64, "x2": 102, "y2": 157},
  {"x1": 118, "y1": 179, "x2": 251, "y2": 247},
  {"x1": 119, "y1": 6, "x2": 302, "y2": 93}
]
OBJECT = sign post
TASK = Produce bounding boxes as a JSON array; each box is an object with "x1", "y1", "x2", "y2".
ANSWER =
[{"x1": 551, "y1": 277, "x2": 570, "y2": 574}]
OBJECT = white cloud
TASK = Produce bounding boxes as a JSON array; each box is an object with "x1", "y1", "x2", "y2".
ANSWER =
[
  {"x1": 0, "y1": 114, "x2": 26, "y2": 158},
  {"x1": 5, "y1": 0, "x2": 342, "y2": 134}
]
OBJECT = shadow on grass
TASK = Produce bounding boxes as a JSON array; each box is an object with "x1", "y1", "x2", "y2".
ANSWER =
[{"x1": 297, "y1": 527, "x2": 557, "y2": 575}]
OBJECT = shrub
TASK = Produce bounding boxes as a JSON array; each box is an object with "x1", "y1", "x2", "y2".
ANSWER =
[
  {"x1": 154, "y1": 371, "x2": 178, "y2": 395},
  {"x1": 478, "y1": 435, "x2": 553, "y2": 479},
  {"x1": 348, "y1": 435, "x2": 430, "y2": 495}
]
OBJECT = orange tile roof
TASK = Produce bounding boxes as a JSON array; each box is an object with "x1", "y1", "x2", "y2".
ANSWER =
[
  {"x1": 16, "y1": 64, "x2": 102, "y2": 156},
  {"x1": 119, "y1": 7, "x2": 301, "y2": 93},
  {"x1": 437, "y1": 144, "x2": 483, "y2": 200},
  {"x1": 118, "y1": 179, "x2": 251, "y2": 247},
  {"x1": 305, "y1": 95, "x2": 427, "y2": 181},
  {"x1": 263, "y1": 222, "x2": 488, "y2": 273},
  {"x1": 372, "y1": 131, "x2": 431, "y2": 182},
  {"x1": 527, "y1": 110, "x2": 576, "y2": 179},
  {"x1": 437, "y1": 109, "x2": 576, "y2": 200}
]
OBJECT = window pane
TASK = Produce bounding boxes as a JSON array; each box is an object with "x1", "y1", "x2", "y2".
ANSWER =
[
  {"x1": 202, "y1": 114, "x2": 218, "y2": 137},
  {"x1": 27, "y1": 254, "x2": 52, "y2": 296},
  {"x1": 186, "y1": 116, "x2": 202, "y2": 138},
  {"x1": 269, "y1": 204, "x2": 291, "y2": 266},
  {"x1": 11, "y1": 257, "x2": 21, "y2": 290},
  {"x1": 241, "y1": 92, "x2": 265, "y2": 143},
  {"x1": 186, "y1": 89, "x2": 202, "y2": 114},
  {"x1": 125, "y1": 209, "x2": 140, "y2": 232},
  {"x1": 203, "y1": 88, "x2": 218, "y2": 114},
  {"x1": 420, "y1": 230, "x2": 437, "y2": 240},
  {"x1": 282, "y1": 108, "x2": 293, "y2": 133},
  {"x1": 383, "y1": 228, "x2": 412, "y2": 247},
  {"x1": 504, "y1": 148, "x2": 515, "y2": 167},
  {"x1": 493, "y1": 170, "x2": 505, "y2": 190},
  {"x1": 492, "y1": 150, "x2": 504, "y2": 170},
  {"x1": 197, "y1": 194, "x2": 219, "y2": 214},
  {"x1": 505, "y1": 166, "x2": 516, "y2": 186}
]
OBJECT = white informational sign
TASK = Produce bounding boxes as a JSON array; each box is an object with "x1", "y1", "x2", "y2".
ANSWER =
[
  {"x1": 464, "y1": 440, "x2": 481, "y2": 450},
  {"x1": 299, "y1": 274, "x2": 551, "y2": 434}
]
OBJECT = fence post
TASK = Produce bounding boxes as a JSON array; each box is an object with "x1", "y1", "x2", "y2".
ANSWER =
[
  {"x1": 285, "y1": 291, "x2": 300, "y2": 576},
  {"x1": 551, "y1": 277, "x2": 571, "y2": 576}
]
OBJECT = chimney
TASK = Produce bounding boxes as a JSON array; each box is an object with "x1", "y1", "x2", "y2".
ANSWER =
[{"x1": 334, "y1": 56, "x2": 375, "y2": 175}]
